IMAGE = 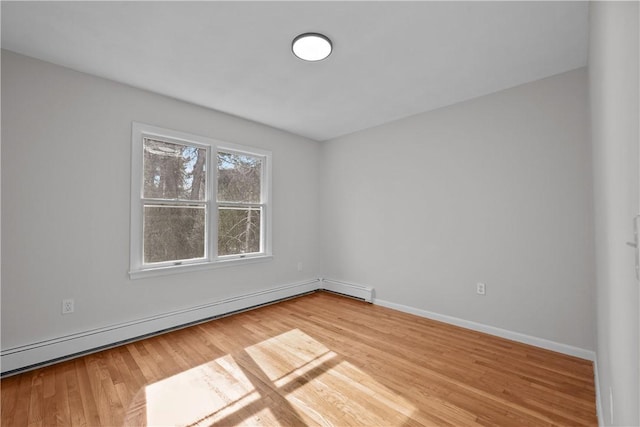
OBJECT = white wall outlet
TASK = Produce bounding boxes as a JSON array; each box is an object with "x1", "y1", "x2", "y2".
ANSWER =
[
  {"x1": 297, "y1": 262, "x2": 303, "y2": 272},
  {"x1": 476, "y1": 283, "x2": 486, "y2": 295},
  {"x1": 62, "y1": 299, "x2": 74, "y2": 314}
]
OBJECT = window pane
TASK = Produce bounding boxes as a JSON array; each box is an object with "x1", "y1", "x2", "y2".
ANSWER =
[
  {"x1": 217, "y1": 152, "x2": 261, "y2": 203},
  {"x1": 218, "y1": 207, "x2": 261, "y2": 256},
  {"x1": 144, "y1": 138, "x2": 206, "y2": 200},
  {"x1": 144, "y1": 205, "x2": 205, "y2": 263}
]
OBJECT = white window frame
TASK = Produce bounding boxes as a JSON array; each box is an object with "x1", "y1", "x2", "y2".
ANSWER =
[{"x1": 130, "y1": 122, "x2": 272, "y2": 279}]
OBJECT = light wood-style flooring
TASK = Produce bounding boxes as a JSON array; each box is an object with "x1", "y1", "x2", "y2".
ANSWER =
[{"x1": 1, "y1": 291, "x2": 597, "y2": 426}]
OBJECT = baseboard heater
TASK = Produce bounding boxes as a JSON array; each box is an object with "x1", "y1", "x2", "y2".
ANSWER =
[
  {"x1": 1, "y1": 278, "x2": 374, "y2": 377},
  {"x1": 319, "y1": 278, "x2": 374, "y2": 302},
  {"x1": 1, "y1": 279, "x2": 326, "y2": 377},
  {"x1": 2, "y1": 290, "x2": 323, "y2": 378}
]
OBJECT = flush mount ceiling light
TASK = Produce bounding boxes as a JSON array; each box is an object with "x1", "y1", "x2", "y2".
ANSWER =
[{"x1": 292, "y1": 33, "x2": 332, "y2": 61}]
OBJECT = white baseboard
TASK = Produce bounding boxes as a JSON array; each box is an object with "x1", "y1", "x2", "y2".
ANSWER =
[
  {"x1": 374, "y1": 298, "x2": 596, "y2": 361},
  {"x1": 594, "y1": 358, "x2": 604, "y2": 427},
  {"x1": 319, "y1": 278, "x2": 374, "y2": 302},
  {"x1": 1, "y1": 279, "x2": 320, "y2": 375}
]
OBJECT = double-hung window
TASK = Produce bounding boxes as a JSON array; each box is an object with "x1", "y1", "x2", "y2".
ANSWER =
[{"x1": 130, "y1": 123, "x2": 271, "y2": 278}]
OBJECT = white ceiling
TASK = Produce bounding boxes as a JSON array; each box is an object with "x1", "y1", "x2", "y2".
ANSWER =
[{"x1": 1, "y1": 1, "x2": 588, "y2": 141}]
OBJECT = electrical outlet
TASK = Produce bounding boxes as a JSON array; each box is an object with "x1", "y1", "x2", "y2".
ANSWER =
[
  {"x1": 297, "y1": 262, "x2": 303, "y2": 272},
  {"x1": 476, "y1": 283, "x2": 486, "y2": 295},
  {"x1": 62, "y1": 299, "x2": 74, "y2": 314}
]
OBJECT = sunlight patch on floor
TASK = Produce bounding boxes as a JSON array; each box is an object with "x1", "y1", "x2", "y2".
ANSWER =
[
  {"x1": 244, "y1": 328, "x2": 332, "y2": 382},
  {"x1": 126, "y1": 328, "x2": 416, "y2": 426},
  {"x1": 246, "y1": 329, "x2": 417, "y2": 426},
  {"x1": 143, "y1": 354, "x2": 259, "y2": 426}
]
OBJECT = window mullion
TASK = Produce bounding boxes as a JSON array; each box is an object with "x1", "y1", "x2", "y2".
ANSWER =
[
  {"x1": 209, "y1": 147, "x2": 218, "y2": 262},
  {"x1": 142, "y1": 198, "x2": 206, "y2": 206},
  {"x1": 216, "y1": 202, "x2": 262, "y2": 208}
]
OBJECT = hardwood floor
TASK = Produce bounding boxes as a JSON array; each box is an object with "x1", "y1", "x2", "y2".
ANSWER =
[{"x1": 1, "y1": 291, "x2": 597, "y2": 426}]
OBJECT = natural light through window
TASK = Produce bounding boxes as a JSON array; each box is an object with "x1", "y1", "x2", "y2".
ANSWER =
[
  {"x1": 126, "y1": 329, "x2": 416, "y2": 426},
  {"x1": 140, "y1": 355, "x2": 260, "y2": 426},
  {"x1": 244, "y1": 328, "x2": 331, "y2": 381}
]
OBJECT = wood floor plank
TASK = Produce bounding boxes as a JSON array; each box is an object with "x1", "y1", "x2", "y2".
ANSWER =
[
  {"x1": 74, "y1": 358, "x2": 103, "y2": 427},
  {"x1": 0, "y1": 375, "x2": 20, "y2": 424},
  {"x1": 1, "y1": 291, "x2": 597, "y2": 426},
  {"x1": 59, "y1": 362, "x2": 81, "y2": 427},
  {"x1": 27, "y1": 373, "x2": 45, "y2": 426}
]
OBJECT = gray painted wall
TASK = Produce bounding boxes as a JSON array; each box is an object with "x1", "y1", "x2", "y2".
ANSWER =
[
  {"x1": 320, "y1": 68, "x2": 596, "y2": 351},
  {"x1": 1, "y1": 50, "x2": 322, "y2": 349},
  {"x1": 589, "y1": 2, "x2": 640, "y2": 425}
]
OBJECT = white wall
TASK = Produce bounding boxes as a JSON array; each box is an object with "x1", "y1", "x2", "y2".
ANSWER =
[
  {"x1": 589, "y1": 2, "x2": 640, "y2": 425},
  {"x1": 1, "y1": 50, "x2": 321, "y2": 352},
  {"x1": 321, "y1": 68, "x2": 596, "y2": 352}
]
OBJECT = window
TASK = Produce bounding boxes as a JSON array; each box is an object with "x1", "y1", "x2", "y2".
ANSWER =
[
  {"x1": 130, "y1": 123, "x2": 271, "y2": 278},
  {"x1": 217, "y1": 152, "x2": 263, "y2": 256}
]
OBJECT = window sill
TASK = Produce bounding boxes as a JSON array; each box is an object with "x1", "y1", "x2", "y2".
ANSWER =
[{"x1": 129, "y1": 255, "x2": 273, "y2": 280}]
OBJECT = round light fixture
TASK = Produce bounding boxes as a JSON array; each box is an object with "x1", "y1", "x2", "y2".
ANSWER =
[{"x1": 292, "y1": 33, "x2": 332, "y2": 61}]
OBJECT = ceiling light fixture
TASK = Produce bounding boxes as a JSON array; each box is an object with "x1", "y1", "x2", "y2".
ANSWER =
[{"x1": 292, "y1": 33, "x2": 332, "y2": 61}]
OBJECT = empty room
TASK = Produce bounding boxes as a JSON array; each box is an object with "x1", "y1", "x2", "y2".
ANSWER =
[{"x1": 1, "y1": 1, "x2": 638, "y2": 426}]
